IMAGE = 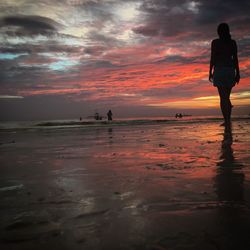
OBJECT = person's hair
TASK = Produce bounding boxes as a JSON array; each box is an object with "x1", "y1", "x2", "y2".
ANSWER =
[{"x1": 217, "y1": 23, "x2": 231, "y2": 41}]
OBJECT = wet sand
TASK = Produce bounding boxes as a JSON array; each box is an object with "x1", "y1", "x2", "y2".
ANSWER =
[{"x1": 0, "y1": 120, "x2": 250, "y2": 250}]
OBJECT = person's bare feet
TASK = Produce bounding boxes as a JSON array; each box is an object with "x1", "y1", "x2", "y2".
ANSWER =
[{"x1": 220, "y1": 121, "x2": 231, "y2": 127}]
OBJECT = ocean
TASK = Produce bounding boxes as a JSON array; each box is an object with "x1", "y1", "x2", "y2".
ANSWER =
[{"x1": 0, "y1": 115, "x2": 249, "y2": 131}]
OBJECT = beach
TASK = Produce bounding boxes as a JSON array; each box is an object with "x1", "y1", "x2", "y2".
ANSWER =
[{"x1": 0, "y1": 118, "x2": 250, "y2": 250}]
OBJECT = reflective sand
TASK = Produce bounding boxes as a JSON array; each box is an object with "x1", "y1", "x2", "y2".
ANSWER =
[{"x1": 0, "y1": 120, "x2": 250, "y2": 250}]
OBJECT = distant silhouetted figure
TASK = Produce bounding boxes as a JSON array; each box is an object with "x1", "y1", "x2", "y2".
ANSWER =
[
  {"x1": 107, "y1": 110, "x2": 113, "y2": 121},
  {"x1": 94, "y1": 112, "x2": 100, "y2": 120},
  {"x1": 175, "y1": 113, "x2": 183, "y2": 118},
  {"x1": 209, "y1": 23, "x2": 240, "y2": 127},
  {"x1": 80, "y1": 117, "x2": 82, "y2": 121}
]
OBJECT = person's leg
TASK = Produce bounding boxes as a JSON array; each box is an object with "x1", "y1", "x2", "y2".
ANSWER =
[
  {"x1": 217, "y1": 86, "x2": 227, "y2": 123},
  {"x1": 224, "y1": 87, "x2": 233, "y2": 122},
  {"x1": 217, "y1": 86, "x2": 232, "y2": 125}
]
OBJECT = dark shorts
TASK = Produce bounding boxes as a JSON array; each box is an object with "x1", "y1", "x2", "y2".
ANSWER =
[{"x1": 213, "y1": 66, "x2": 236, "y2": 88}]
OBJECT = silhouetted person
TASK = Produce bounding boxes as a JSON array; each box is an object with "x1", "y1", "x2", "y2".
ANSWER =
[
  {"x1": 209, "y1": 23, "x2": 240, "y2": 127},
  {"x1": 175, "y1": 113, "x2": 183, "y2": 118},
  {"x1": 94, "y1": 112, "x2": 99, "y2": 120},
  {"x1": 107, "y1": 110, "x2": 113, "y2": 121}
]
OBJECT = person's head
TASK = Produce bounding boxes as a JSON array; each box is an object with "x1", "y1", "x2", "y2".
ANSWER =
[{"x1": 217, "y1": 23, "x2": 231, "y2": 41}]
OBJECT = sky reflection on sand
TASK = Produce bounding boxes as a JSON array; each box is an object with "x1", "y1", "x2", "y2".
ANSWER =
[
  {"x1": 213, "y1": 126, "x2": 249, "y2": 250},
  {"x1": 0, "y1": 121, "x2": 250, "y2": 249}
]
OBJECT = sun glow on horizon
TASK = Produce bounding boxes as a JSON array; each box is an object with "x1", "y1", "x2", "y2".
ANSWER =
[{"x1": 147, "y1": 91, "x2": 250, "y2": 109}]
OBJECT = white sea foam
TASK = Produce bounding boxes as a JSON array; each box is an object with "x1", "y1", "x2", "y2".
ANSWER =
[{"x1": 0, "y1": 184, "x2": 24, "y2": 192}]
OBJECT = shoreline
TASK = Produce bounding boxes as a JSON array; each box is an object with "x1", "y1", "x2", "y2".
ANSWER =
[{"x1": 0, "y1": 116, "x2": 249, "y2": 132}]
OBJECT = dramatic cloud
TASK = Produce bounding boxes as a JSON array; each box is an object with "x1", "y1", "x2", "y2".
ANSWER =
[
  {"x1": 0, "y1": 0, "x2": 249, "y2": 120},
  {"x1": 2, "y1": 15, "x2": 59, "y2": 30}
]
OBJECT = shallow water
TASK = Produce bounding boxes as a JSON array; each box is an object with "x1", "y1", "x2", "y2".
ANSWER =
[{"x1": 0, "y1": 115, "x2": 249, "y2": 131}]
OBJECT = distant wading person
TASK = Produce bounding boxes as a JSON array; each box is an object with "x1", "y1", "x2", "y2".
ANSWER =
[
  {"x1": 107, "y1": 110, "x2": 113, "y2": 121},
  {"x1": 209, "y1": 23, "x2": 240, "y2": 127}
]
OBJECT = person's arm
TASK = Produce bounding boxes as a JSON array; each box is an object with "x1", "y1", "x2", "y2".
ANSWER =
[
  {"x1": 209, "y1": 40, "x2": 215, "y2": 82},
  {"x1": 233, "y1": 40, "x2": 240, "y2": 84}
]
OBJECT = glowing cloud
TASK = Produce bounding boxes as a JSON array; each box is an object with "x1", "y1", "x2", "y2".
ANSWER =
[{"x1": 0, "y1": 0, "x2": 250, "y2": 119}]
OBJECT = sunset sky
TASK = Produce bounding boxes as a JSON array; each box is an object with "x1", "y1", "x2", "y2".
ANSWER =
[{"x1": 0, "y1": 0, "x2": 250, "y2": 120}]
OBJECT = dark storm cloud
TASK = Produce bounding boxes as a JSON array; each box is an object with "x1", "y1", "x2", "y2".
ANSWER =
[
  {"x1": 2, "y1": 15, "x2": 55, "y2": 30},
  {"x1": 1, "y1": 63, "x2": 48, "y2": 86},
  {"x1": 133, "y1": 25, "x2": 159, "y2": 36},
  {"x1": 0, "y1": 46, "x2": 32, "y2": 54},
  {"x1": 132, "y1": 0, "x2": 250, "y2": 40},
  {"x1": 0, "y1": 43, "x2": 83, "y2": 54},
  {"x1": 196, "y1": 0, "x2": 250, "y2": 24},
  {"x1": 0, "y1": 15, "x2": 63, "y2": 36},
  {"x1": 133, "y1": 0, "x2": 196, "y2": 38},
  {"x1": 238, "y1": 37, "x2": 250, "y2": 58}
]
